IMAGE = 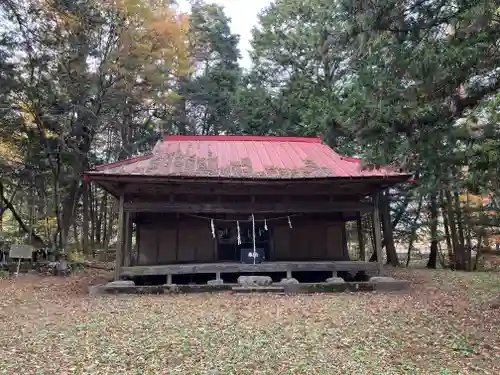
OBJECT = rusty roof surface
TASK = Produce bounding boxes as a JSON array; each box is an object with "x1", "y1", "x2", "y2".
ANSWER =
[{"x1": 88, "y1": 135, "x2": 408, "y2": 179}]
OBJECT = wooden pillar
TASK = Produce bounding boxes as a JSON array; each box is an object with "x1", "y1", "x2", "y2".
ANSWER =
[
  {"x1": 123, "y1": 212, "x2": 132, "y2": 266},
  {"x1": 341, "y1": 222, "x2": 349, "y2": 260},
  {"x1": 114, "y1": 195, "x2": 125, "y2": 280},
  {"x1": 356, "y1": 213, "x2": 366, "y2": 261},
  {"x1": 372, "y1": 193, "x2": 383, "y2": 275}
]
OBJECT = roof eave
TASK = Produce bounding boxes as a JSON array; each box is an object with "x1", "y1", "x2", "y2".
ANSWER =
[{"x1": 84, "y1": 171, "x2": 413, "y2": 184}]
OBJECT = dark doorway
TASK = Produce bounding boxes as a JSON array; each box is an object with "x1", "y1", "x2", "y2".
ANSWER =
[{"x1": 216, "y1": 222, "x2": 270, "y2": 262}]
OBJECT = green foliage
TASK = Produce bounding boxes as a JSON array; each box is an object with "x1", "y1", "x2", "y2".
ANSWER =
[
  {"x1": 245, "y1": 0, "x2": 500, "y2": 267},
  {"x1": 248, "y1": 0, "x2": 354, "y2": 151},
  {"x1": 168, "y1": 1, "x2": 242, "y2": 135}
]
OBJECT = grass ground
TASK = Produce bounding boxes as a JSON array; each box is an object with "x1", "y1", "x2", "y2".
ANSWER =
[{"x1": 1, "y1": 269, "x2": 500, "y2": 375}]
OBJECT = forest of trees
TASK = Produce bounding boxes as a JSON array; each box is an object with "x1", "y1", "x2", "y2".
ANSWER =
[{"x1": 0, "y1": 0, "x2": 499, "y2": 271}]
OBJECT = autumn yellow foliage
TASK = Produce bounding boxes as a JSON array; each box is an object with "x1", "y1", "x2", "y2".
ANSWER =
[
  {"x1": 104, "y1": 0, "x2": 191, "y2": 78},
  {"x1": 0, "y1": 135, "x2": 23, "y2": 168},
  {"x1": 459, "y1": 191, "x2": 499, "y2": 245},
  {"x1": 39, "y1": 0, "x2": 191, "y2": 80}
]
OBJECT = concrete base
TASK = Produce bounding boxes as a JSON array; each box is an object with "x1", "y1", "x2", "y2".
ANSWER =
[
  {"x1": 89, "y1": 280, "x2": 410, "y2": 295},
  {"x1": 108, "y1": 280, "x2": 135, "y2": 287},
  {"x1": 232, "y1": 286, "x2": 285, "y2": 293},
  {"x1": 369, "y1": 276, "x2": 410, "y2": 292},
  {"x1": 207, "y1": 279, "x2": 224, "y2": 286},
  {"x1": 282, "y1": 283, "x2": 301, "y2": 294}
]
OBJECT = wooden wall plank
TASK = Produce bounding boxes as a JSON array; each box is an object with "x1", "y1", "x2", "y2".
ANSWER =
[
  {"x1": 157, "y1": 229, "x2": 177, "y2": 263},
  {"x1": 137, "y1": 225, "x2": 158, "y2": 265},
  {"x1": 326, "y1": 223, "x2": 345, "y2": 260}
]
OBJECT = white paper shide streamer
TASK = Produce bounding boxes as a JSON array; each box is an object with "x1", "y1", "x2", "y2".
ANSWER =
[
  {"x1": 264, "y1": 219, "x2": 268, "y2": 231},
  {"x1": 237, "y1": 220, "x2": 241, "y2": 245},
  {"x1": 288, "y1": 216, "x2": 292, "y2": 228},
  {"x1": 210, "y1": 219, "x2": 215, "y2": 238},
  {"x1": 252, "y1": 214, "x2": 257, "y2": 264}
]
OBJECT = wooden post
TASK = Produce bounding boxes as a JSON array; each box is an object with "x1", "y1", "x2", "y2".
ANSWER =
[
  {"x1": 123, "y1": 212, "x2": 132, "y2": 266},
  {"x1": 341, "y1": 222, "x2": 348, "y2": 259},
  {"x1": 114, "y1": 195, "x2": 125, "y2": 280},
  {"x1": 356, "y1": 213, "x2": 366, "y2": 261},
  {"x1": 372, "y1": 193, "x2": 383, "y2": 275}
]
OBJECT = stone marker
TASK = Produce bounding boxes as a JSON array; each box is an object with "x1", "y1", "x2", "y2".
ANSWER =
[{"x1": 237, "y1": 275, "x2": 273, "y2": 286}]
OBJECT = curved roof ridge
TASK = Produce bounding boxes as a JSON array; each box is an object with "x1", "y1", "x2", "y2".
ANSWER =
[{"x1": 162, "y1": 135, "x2": 323, "y2": 143}]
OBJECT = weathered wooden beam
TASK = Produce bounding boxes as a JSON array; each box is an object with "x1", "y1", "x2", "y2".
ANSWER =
[
  {"x1": 372, "y1": 193, "x2": 384, "y2": 275},
  {"x1": 123, "y1": 182, "x2": 379, "y2": 196},
  {"x1": 114, "y1": 195, "x2": 125, "y2": 280},
  {"x1": 123, "y1": 201, "x2": 372, "y2": 214},
  {"x1": 91, "y1": 176, "x2": 408, "y2": 199},
  {"x1": 120, "y1": 261, "x2": 378, "y2": 277}
]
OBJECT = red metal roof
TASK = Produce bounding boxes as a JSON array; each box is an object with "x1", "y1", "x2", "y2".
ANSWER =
[{"x1": 88, "y1": 135, "x2": 408, "y2": 179}]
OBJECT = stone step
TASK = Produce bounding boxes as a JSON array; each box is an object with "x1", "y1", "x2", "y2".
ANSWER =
[{"x1": 231, "y1": 286, "x2": 285, "y2": 293}]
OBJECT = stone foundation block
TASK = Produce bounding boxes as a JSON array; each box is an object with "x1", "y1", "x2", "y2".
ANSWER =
[
  {"x1": 282, "y1": 283, "x2": 301, "y2": 294},
  {"x1": 237, "y1": 275, "x2": 273, "y2": 286},
  {"x1": 325, "y1": 277, "x2": 346, "y2": 285},
  {"x1": 369, "y1": 276, "x2": 395, "y2": 282},
  {"x1": 208, "y1": 279, "x2": 224, "y2": 286},
  {"x1": 89, "y1": 285, "x2": 106, "y2": 296},
  {"x1": 369, "y1": 276, "x2": 410, "y2": 292},
  {"x1": 108, "y1": 280, "x2": 135, "y2": 287}
]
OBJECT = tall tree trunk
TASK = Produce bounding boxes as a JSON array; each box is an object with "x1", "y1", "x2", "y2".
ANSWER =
[
  {"x1": 0, "y1": 181, "x2": 3, "y2": 231},
  {"x1": 60, "y1": 180, "x2": 82, "y2": 249},
  {"x1": 473, "y1": 234, "x2": 483, "y2": 271},
  {"x1": 445, "y1": 189, "x2": 464, "y2": 269},
  {"x1": 100, "y1": 194, "x2": 108, "y2": 246},
  {"x1": 82, "y1": 181, "x2": 90, "y2": 255},
  {"x1": 73, "y1": 221, "x2": 80, "y2": 250},
  {"x1": 406, "y1": 196, "x2": 423, "y2": 267},
  {"x1": 454, "y1": 192, "x2": 466, "y2": 249},
  {"x1": 104, "y1": 199, "x2": 115, "y2": 250},
  {"x1": 464, "y1": 191, "x2": 473, "y2": 271},
  {"x1": 97, "y1": 192, "x2": 107, "y2": 245},
  {"x1": 380, "y1": 189, "x2": 399, "y2": 266},
  {"x1": 89, "y1": 184, "x2": 96, "y2": 246},
  {"x1": 427, "y1": 192, "x2": 439, "y2": 269},
  {"x1": 439, "y1": 190, "x2": 453, "y2": 266},
  {"x1": 454, "y1": 191, "x2": 469, "y2": 270}
]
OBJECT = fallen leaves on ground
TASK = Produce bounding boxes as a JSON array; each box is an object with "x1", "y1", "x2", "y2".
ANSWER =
[{"x1": 1, "y1": 269, "x2": 500, "y2": 375}]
